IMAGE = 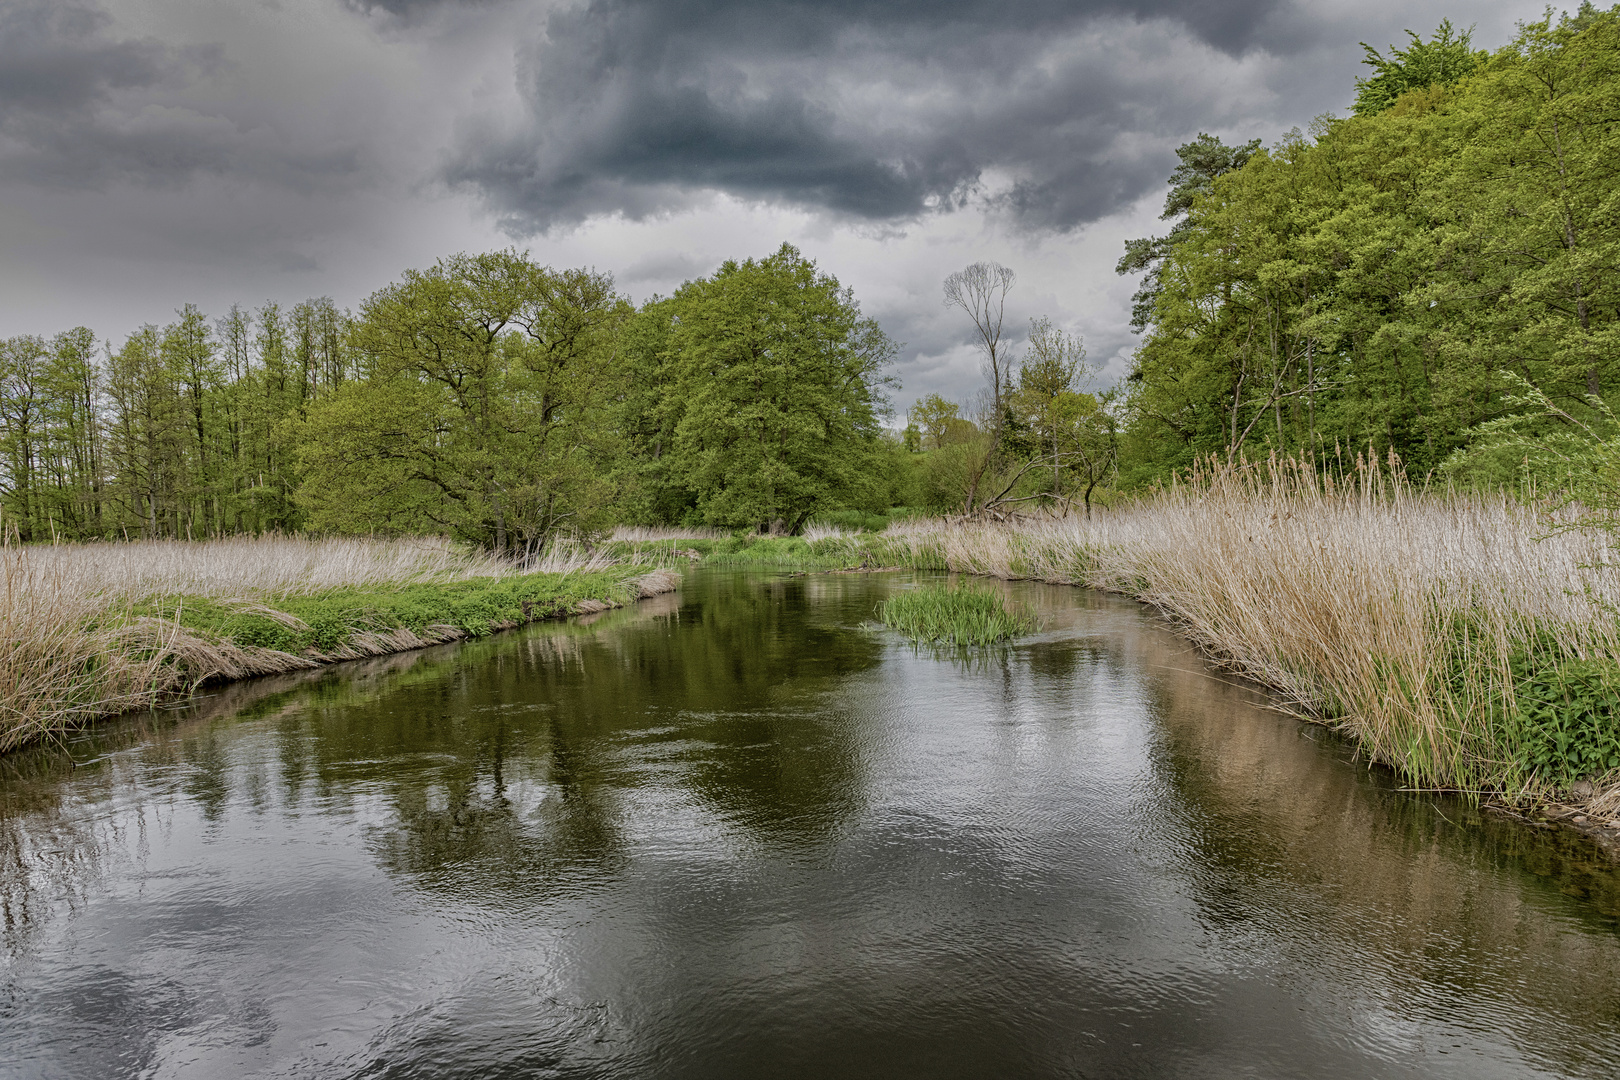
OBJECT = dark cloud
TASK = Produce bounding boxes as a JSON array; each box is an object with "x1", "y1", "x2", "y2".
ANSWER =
[
  {"x1": 444, "y1": 0, "x2": 1295, "y2": 232},
  {"x1": 0, "y1": 1, "x2": 230, "y2": 186},
  {"x1": 0, "y1": 1, "x2": 372, "y2": 191}
]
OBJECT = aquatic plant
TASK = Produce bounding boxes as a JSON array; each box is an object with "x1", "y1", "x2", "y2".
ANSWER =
[{"x1": 879, "y1": 581, "x2": 1036, "y2": 646}]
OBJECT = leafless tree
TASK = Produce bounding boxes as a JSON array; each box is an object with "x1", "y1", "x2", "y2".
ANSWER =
[
  {"x1": 943, "y1": 262, "x2": 1017, "y2": 421},
  {"x1": 943, "y1": 262, "x2": 1016, "y2": 513}
]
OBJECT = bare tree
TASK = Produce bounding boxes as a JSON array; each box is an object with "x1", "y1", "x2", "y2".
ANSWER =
[
  {"x1": 943, "y1": 261, "x2": 1016, "y2": 513},
  {"x1": 943, "y1": 262, "x2": 1017, "y2": 420}
]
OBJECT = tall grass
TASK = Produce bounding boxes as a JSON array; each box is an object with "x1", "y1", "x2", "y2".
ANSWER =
[
  {"x1": 610, "y1": 525, "x2": 730, "y2": 542},
  {"x1": 875, "y1": 455, "x2": 1620, "y2": 804},
  {"x1": 0, "y1": 534, "x2": 674, "y2": 753},
  {"x1": 880, "y1": 582, "x2": 1037, "y2": 645}
]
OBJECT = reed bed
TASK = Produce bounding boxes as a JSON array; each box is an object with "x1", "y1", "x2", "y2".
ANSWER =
[
  {"x1": 801, "y1": 523, "x2": 857, "y2": 542},
  {"x1": 0, "y1": 535, "x2": 673, "y2": 753},
  {"x1": 13, "y1": 534, "x2": 514, "y2": 601},
  {"x1": 874, "y1": 456, "x2": 1620, "y2": 805},
  {"x1": 880, "y1": 582, "x2": 1037, "y2": 646},
  {"x1": 610, "y1": 525, "x2": 731, "y2": 542}
]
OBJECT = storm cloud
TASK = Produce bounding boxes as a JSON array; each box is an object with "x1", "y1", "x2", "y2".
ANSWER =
[
  {"x1": 0, "y1": 0, "x2": 1538, "y2": 411},
  {"x1": 445, "y1": 0, "x2": 1308, "y2": 232},
  {"x1": 0, "y1": 1, "x2": 225, "y2": 187}
]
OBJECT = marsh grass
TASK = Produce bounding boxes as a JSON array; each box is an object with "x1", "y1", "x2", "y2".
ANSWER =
[
  {"x1": 876, "y1": 454, "x2": 1620, "y2": 806},
  {"x1": 880, "y1": 581, "x2": 1037, "y2": 646},
  {"x1": 0, "y1": 534, "x2": 676, "y2": 753}
]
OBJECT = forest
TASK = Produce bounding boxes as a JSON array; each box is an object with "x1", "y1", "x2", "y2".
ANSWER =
[
  {"x1": 2, "y1": 5, "x2": 1617, "y2": 553},
  {"x1": 1119, "y1": 5, "x2": 1619, "y2": 494}
]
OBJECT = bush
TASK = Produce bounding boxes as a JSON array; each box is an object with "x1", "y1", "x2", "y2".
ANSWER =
[{"x1": 1507, "y1": 656, "x2": 1620, "y2": 784}]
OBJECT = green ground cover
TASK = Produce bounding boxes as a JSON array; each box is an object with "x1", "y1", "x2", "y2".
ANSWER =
[{"x1": 130, "y1": 570, "x2": 634, "y2": 658}]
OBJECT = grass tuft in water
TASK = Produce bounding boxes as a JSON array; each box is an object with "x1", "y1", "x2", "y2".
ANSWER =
[{"x1": 879, "y1": 582, "x2": 1036, "y2": 646}]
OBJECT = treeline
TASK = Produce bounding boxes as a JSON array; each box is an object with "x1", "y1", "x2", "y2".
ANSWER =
[
  {"x1": 1116, "y1": 6, "x2": 1620, "y2": 486},
  {"x1": 0, "y1": 299, "x2": 348, "y2": 541},
  {"x1": 0, "y1": 245, "x2": 909, "y2": 553}
]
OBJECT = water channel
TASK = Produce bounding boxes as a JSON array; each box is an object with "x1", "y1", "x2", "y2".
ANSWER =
[{"x1": 3, "y1": 569, "x2": 1620, "y2": 1079}]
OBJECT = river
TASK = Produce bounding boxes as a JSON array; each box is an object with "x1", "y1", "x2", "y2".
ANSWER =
[{"x1": 3, "y1": 569, "x2": 1619, "y2": 1078}]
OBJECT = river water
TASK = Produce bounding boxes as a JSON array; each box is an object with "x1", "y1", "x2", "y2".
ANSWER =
[{"x1": 3, "y1": 569, "x2": 1620, "y2": 1079}]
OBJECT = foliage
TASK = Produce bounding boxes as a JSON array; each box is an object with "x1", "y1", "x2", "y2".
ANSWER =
[
  {"x1": 1117, "y1": 7, "x2": 1620, "y2": 488},
  {"x1": 621, "y1": 243, "x2": 899, "y2": 532},
  {"x1": 879, "y1": 581, "x2": 1036, "y2": 645},
  {"x1": 1505, "y1": 656, "x2": 1620, "y2": 785},
  {"x1": 0, "y1": 242, "x2": 913, "y2": 548},
  {"x1": 1353, "y1": 19, "x2": 1486, "y2": 116},
  {"x1": 293, "y1": 252, "x2": 629, "y2": 557}
]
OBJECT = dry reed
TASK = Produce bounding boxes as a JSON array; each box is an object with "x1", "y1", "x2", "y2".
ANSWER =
[
  {"x1": 610, "y1": 525, "x2": 730, "y2": 542},
  {"x1": 877, "y1": 455, "x2": 1620, "y2": 803}
]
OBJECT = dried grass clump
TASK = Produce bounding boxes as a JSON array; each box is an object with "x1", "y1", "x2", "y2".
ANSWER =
[
  {"x1": 801, "y1": 523, "x2": 857, "y2": 542},
  {"x1": 881, "y1": 455, "x2": 1620, "y2": 802}
]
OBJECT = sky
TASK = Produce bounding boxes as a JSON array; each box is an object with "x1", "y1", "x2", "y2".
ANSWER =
[{"x1": 0, "y1": 0, "x2": 1539, "y2": 416}]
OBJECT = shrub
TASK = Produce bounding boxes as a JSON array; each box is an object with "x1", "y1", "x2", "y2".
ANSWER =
[{"x1": 1506, "y1": 657, "x2": 1620, "y2": 784}]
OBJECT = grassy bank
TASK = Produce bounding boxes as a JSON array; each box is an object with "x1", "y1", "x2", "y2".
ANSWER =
[
  {"x1": 612, "y1": 468, "x2": 1620, "y2": 815},
  {"x1": 0, "y1": 535, "x2": 677, "y2": 753},
  {"x1": 867, "y1": 459, "x2": 1620, "y2": 817}
]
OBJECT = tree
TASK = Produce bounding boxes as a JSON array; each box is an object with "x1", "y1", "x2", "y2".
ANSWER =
[
  {"x1": 1353, "y1": 20, "x2": 1486, "y2": 116},
  {"x1": 910, "y1": 393, "x2": 962, "y2": 450},
  {"x1": 161, "y1": 304, "x2": 222, "y2": 535},
  {"x1": 657, "y1": 243, "x2": 898, "y2": 532},
  {"x1": 1433, "y1": 7, "x2": 1620, "y2": 406},
  {"x1": 40, "y1": 328, "x2": 103, "y2": 536},
  {"x1": 1012, "y1": 318, "x2": 1092, "y2": 498},
  {"x1": 942, "y1": 261, "x2": 1017, "y2": 512},
  {"x1": 295, "y1": 251, "x2": 628, "y2": 556},
  {"x1": 1116, "y1": 133, "x2": 1261, "y2": 332},
  {"x1": 105, "y1": 326, "x2": 186, "y2": 537},
  {"x1": 0, "y1": 336, "x2": 47, "y2": 539}
]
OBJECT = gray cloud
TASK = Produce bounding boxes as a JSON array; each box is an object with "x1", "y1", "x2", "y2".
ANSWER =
[
  {"x1": 339, "y1": 0, "x2": 503, "y2": 22},
  {"x1": 444, "y1": 0, "x2": 1301, "y2": 232},
  {"x1": 0, "y1": 1, "x2": 235, "y2": 187}
]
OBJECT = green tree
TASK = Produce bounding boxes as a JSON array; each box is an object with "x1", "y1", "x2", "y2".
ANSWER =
[
  {"x1": 295, "y1": 251, "x2": 628, "y2": 556},
  {"x1": 1353, "y1": 20, "x2": 1486, "y2": 116},
  {"x1": 0, "y1": 336, "x2": 48, "y2": 539},
  {"x1": 656, "y1": 243, "x2": 898, "y2": 532},
  {"x1": 1117, "y1": 133, "x2": 1261, "y2": 332},
  {"x1": 910, "y1": 393, "x2": 962, "y2": 450},
  {"x1": 105, "y1": 326, "x2": 186, "y2": 537},
  {"x1": 39, "y1": 328, "x2": 104, "y2": 536}
]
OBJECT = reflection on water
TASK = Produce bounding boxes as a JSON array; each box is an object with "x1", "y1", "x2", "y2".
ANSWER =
[{"x1": 3, "y1": 571, "x2": 1620, "y2": 1079}]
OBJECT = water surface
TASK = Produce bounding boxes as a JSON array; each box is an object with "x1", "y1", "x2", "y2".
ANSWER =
[{"x1": 3, "y1": 570, "x2": 1620, "y2": 1079}]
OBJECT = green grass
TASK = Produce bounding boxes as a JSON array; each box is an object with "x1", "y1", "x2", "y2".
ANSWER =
[
  {"x1": 606, "y1": 534, "x2": 872, "y2": 568},
  {"x1": 879, "y1": 582, "x2": 1037, "y2": 646},
  {"x1": 131, "y1": 569, "x2": 633, "y2": 657}
]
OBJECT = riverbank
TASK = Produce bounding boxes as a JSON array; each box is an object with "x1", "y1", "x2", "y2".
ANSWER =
[
  {"x1": 0, "y1": 534, "x2": 678, "y2": 753},
  {"x1": 873, "y1": 464, "x2": 1620, "y2": 824},
  {"x1": 610, "y1": 465, "x2": 1620, "y2": 824}
]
